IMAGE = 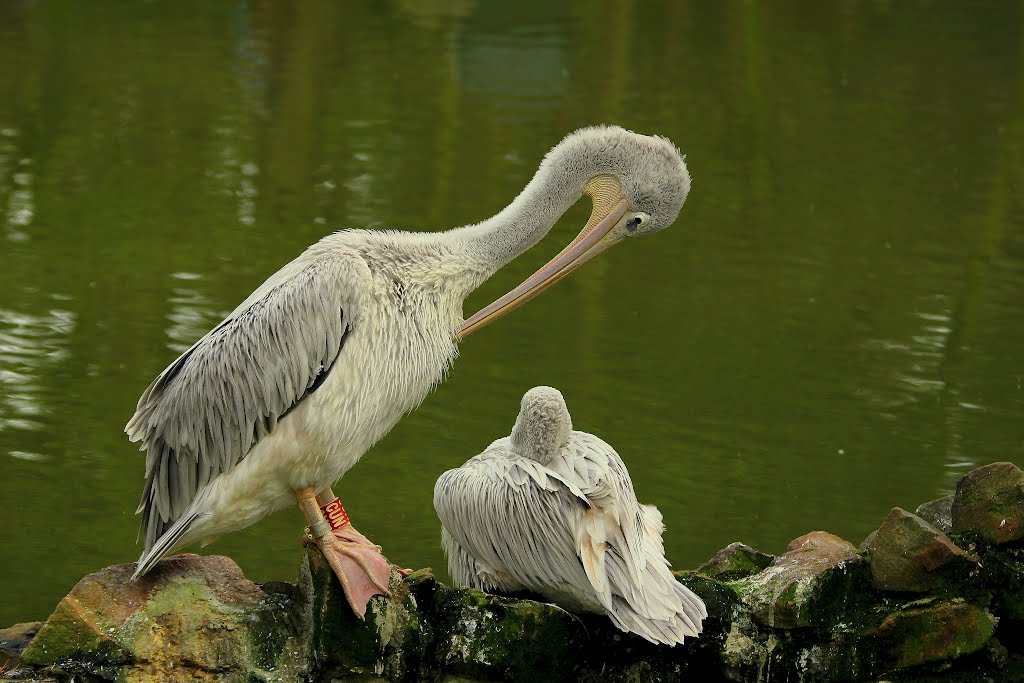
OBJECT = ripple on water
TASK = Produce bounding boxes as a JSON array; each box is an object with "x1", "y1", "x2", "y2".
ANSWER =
[
  {"x1": 166, "y1": 283, "x2": 225, "y2": 355},
  {"x1": 0, "y1": 307, "x2": 75, "y2": 438}
]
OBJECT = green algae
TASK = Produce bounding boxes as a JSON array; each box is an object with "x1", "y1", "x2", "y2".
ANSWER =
[
  {"x1": 19, "y1": 601, "x2": 131, "y2": 668},
  {"x1": 431, "y1": 584, "x2": 585, "y2": 683}
]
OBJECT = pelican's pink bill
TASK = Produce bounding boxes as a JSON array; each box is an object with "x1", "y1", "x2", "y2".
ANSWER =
[{"x1": 458, "y1": 197, "x2": 629, "y2": 338}]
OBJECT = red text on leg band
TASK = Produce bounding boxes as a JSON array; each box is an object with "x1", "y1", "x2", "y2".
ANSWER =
[{"x1": 320, "y1": 498, "x2": 350, "y2": 530}]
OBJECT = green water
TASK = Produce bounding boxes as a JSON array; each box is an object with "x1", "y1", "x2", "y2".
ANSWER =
[{"x1": 1, "y1": 1, "x2": 1023, "y2": 627}]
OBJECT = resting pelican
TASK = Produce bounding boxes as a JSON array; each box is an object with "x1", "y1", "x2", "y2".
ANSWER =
[
  {"x1": 434, "y1": 386, "x2": 706, "y2": 646},
  {"x1": 126, "y1": 126, "x2": 691, "y2": 618}
]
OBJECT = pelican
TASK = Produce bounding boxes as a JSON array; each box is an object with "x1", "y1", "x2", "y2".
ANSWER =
[
  {"x1": 434, "y1": 386, "x2": 706, "y2": 646},
  {"x1": 126, "y1": 125, "x2": 691, "y2": 618}
]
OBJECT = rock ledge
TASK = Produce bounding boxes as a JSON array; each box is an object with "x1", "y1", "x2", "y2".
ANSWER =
[{"x1": 2, "y1": 462, "x2": 1023, "y2": 683}]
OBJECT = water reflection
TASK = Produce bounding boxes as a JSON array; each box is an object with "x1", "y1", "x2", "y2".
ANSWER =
[
  {"x1": 165, "y1": 274, "x2": 224, "y2": 355},
  {"x1": 1, "y1": 128, "x2": 32, "y2": 242},
  {"x1": 0, "y1": 307, "x2": 75, "y2": 436},
  {"x1": 341, "y1": 126, "x2": 386, "y2": 227}
]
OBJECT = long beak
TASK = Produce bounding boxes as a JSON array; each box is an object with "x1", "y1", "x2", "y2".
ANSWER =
[{"x1": 458, "y1": 176, "x2": 629, "y2": 339}]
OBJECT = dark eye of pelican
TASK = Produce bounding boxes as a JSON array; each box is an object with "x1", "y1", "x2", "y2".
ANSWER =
[{"x1": 627, "y1": 213, "x2": 649, "y2": 232}]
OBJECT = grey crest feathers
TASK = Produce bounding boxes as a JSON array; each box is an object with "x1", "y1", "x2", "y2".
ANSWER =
[
  {"x1": 510, "y1": 386, "x2": 573, "y2": 465},
  {"x1": 454, "y1": 125, "x2": 691, "y2": 271},
  {"x1": 540, "y1": 125, "x2": 691, "y2": 233}
]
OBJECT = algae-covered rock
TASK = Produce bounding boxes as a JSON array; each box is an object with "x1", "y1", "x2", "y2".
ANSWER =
[
  {"x1": 976, "y1": 543, "x2": 1024, "y2": 623},
  {"x1": 675, "y1": 571, "x2": 740, "y2": 626},
  {"x1": 0, "y1": 622, "x2": 41, "y2": 659},
  {"x1": 864, "y1": 598, "x2": 996, "y2": 671},
  {"x1": 20, "y1": 554, "x2": 303, "y2": 681},
  {"x1": 698, "y1": 543, "x2": 775, "y2": 581},
  {"x1": 8, "y1": 460, "x2": 1024, "y2": 682},
  {"x1": 952, "y1": 462, "x2": 1024, "y2": 544},
  {"x1": 430, "y1": 583, "x2": 587, "y2": 682},
  {"x1": 915, "y1": 495, "x2": 954, "y2": 534},
  {"x1": 861, "y1": 507, "x2": 978, "y2": 593},
  {"x1": 297, "y1": 547, "x2": 428, "y2": 681},
  {"x1": 734, "y1": 531, "x2": 866, "y2": 630}
]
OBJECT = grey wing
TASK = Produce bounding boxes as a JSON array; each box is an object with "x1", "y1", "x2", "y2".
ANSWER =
[
  {"x1": 126, "y1": 251, "x2": 358, "y2": 554},
  {"x1": 553, "y1": 433, "x2": 707, "y2": 645},
  {"x1": 554, "y1": 433, "x2": 650, "y2": 587},
  {"x1": 433, "y1": 442, "x2": 596, "y2": 603}
]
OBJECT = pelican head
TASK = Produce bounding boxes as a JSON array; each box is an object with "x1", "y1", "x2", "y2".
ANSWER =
[
  {"x1": 510, "y1": 385, "x2": 573, "y2": 465},
  {"x1": 459, "y1": 126, "x2": 690, "y2": 337}
]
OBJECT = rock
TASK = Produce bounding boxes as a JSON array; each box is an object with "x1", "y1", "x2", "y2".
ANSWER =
[
  {"x1": 861, "y1": 507, "x2": 978, "y2": 592},
  {"x1": 915, "y1": 494, "x2": 954, "y2": 533},
  {"x1": 429, "y1": 583, "x2": 587, "y2": 682},
  {"x1": 8, "y1": 462, "x2": 1024, "y2": 682},
  {"x1": 674, "y1": 571, "x2": 740, "y2": 626},
  {"x1": 952, "y1": 462, "x2": 1024, "y2": 544},
  {"x1": 734, "y1": 531, "x2": 866, "y2": 629},
  {"x1": 697, "y1": 542, "x2": 774, "y2": 581},
  {"x1": 864, "y1": 598, "x2": 996, "y2": 670},
  {"x1": 297, "y1": 547, "x2": 428, "y2": 681},
  {"x1": 977, "y1": 544, "x2": 1024, "y2": 623},
  {"x1": 19, "y1": 554, "x2": 303, "y2": 681},
  {"x1": 0, "y1": 621, "x2": 41, "y2": 658}
]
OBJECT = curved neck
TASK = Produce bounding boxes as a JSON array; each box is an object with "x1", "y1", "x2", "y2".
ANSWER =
[{"x1": 442, "y1": 159, "x2": 590, "y2": 295}]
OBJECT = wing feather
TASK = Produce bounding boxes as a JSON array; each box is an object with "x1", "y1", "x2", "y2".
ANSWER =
[
  {"x1": 127, "y1": 252, "x2": 358, "y2": 554},
  {"x1": 434, "y1": 439, "x2": 597, "y2": 609}
]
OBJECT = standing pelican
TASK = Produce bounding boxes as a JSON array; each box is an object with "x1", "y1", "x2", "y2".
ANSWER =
[
  {"x1": 126, "y1": 126, "x2": 691, "y2": 618},
  {"x1": 434, "y1": 386, "x2": 706, "y2": 646}
]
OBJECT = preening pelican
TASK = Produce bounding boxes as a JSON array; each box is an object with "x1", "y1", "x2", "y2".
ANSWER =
[
  {"x1": 126, "y1": 126, "x2": 691, "y2": 618},
  {"x1": 434, "y1": 386, "x2": 706, "y2": 646}
]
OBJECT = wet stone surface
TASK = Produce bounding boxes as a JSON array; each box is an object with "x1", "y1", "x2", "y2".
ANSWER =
[
  {"x1": 733, "y1": 531, "x2": 866, "y2": 630},
  {"x1": 915, "y1": 495, "x2": 954, "y2": 534},
  {"x1": 698, "y1": 543, "x2": 775, "y2": 582},
  {"x1": 861, "y1": 507, "x2": 978, "y2": 593},
  {"x1": 952, "y1": 462, "x2": 1024, "y2": 544}
]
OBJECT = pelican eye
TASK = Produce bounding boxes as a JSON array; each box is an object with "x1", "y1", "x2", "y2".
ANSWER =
[{"x1": 627, "y1": 212, "x2": 650, "y2": 232}]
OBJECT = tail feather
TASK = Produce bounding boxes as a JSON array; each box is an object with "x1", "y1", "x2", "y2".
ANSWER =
[
  {"x1": 131, "y1": 487, "x2": 210, "y2": 580},
  {"x1": 601, "y1": 534, "x2": 707, "y2": 646}
]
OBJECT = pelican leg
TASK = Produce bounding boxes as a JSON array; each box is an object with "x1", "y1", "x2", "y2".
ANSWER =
[
  {"x1": 316, "y1": 486, "x2": 413, "y2": 578},
  {"x1": 295, "y1": 487, "x2": 391, "y2": 619}
]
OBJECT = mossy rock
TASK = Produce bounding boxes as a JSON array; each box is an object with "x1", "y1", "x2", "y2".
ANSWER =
[
  {"x1": 732, "y1": 532, "x2": 868, "y2": 630},
  {"x1": 429, "y1": 583, "x2": 587, "y2": 682},
  {"x1": 675, "y1": 571, "x2": 740, "y2": 626},
  {"x1": 20, "y1": 555, "x2": 304, "y2": 682},
  {"x1": 973, "y1": 542, "x2": 1024, "y2": 646},
  {"x1": 952, "y1": 462, "x2": 1024, "y2": 544},
  {"x1": 697, "y1": 543, "x2": 775, "y2": 582},
  {"x1": 862, "y1": 598, "x2": 996, "y2": 671},
  {"x1": 861, "y1": 507, "x2": 978, "y2": 593},
  {"x1": 296, "y1": 548, "x2": 428, "y2": 681}
]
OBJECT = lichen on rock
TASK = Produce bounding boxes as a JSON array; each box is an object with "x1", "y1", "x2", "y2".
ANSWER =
[{"x1": 19, "y1": 554, "x2": 304, "y2": 682}]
